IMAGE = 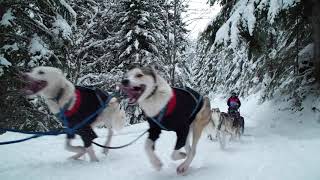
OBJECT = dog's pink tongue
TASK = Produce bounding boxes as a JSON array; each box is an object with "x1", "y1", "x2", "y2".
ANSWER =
[{"x1": 128, "y1": 98, "x2": 137, "y2": 104}]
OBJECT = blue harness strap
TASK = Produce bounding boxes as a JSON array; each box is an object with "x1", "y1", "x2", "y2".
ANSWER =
[{"x1": 150, "y1": 106, "x2": 169, "y2": 131}]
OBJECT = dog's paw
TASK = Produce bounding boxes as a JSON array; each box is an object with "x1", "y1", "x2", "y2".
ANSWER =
[
  {"x1": 177, "y1": 162, "x2": 189, "y2": 175},
  {"x1": 68, "y1": 152, "x2": 85, "y2": 160},
  {"x1": 150, "y1": 158, "x2": 163, "y2": 171},
  {"x1": 102, "y1": 148, "x2": 109, "y2": 155},
  {"x1": 171, "y1": 151, "x2": 187, "y2": 161},
  {"x1": 90, "y1": 158, "x2": 99, "y2": 162}
]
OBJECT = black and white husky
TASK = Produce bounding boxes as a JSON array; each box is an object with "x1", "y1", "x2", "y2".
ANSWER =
[
  {"x1": 21, "y1": 66, "x2": 126, "y2": 162},
  {"x1": 120, "y1": 66, "x2": 212, "y2": 175}
]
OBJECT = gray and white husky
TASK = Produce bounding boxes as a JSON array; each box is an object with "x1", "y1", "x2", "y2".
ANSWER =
[
  {"x1": 21, "y1": 66, "x2": 126, "y2": 162},
  {"x1": 211, "y1": 108, "x2": 241, "y2": 149},
  {"x1": 120, "y1": 66, "x2": 212, "y2": 175}
]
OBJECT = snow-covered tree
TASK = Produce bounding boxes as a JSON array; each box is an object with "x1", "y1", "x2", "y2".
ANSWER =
[
  {"x1": 193, "y1": 0, "x2": 314, "y2": 109},
  {"x1": 111, "y1": 0, "x2": 168, "y2": 74},
  {"x1": 166, "y1": 0, "x2": 189, "y2": 85},
  {"x1": 0, "y1": 0, "x2": 76, "y2": 130}
]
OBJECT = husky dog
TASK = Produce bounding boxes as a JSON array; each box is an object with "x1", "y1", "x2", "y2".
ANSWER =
[
  {"x1": 120, "y1": 66, "x2": 212, "y2": 175},
  {"x1": 211, "y1": 108, "x2": 241, "y2": 149},
  {"x1": 21, "y1": 66, "x2": 126, "y2": 162}
]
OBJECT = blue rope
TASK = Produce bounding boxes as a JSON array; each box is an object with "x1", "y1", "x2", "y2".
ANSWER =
[
  {"x1": 0, "y1": 128, "x2": 65, "y2": 135},
  {"x1": 0, "y1": 134, "x2": 42, "y2": 145}
]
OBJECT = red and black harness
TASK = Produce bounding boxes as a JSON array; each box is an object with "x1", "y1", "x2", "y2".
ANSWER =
[
  {"x1": 147, "y1": 87, "x2": 203, "y2": 150},
  {"x1": 57, "y1": 86, "x2": 111, "y2": 147}
]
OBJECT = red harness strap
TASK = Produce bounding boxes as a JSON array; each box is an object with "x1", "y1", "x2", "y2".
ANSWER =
[
  {"x1": 165, "y1": 90, "x2": 176, "y2": 116},
  {"x1": 65, "y1": 89, "x2": 81, "y2": 117}
]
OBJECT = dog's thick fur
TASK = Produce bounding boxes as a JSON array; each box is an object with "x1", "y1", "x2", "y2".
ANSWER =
[
  {"x1": 211, "y1": 108, "x2": 241, "y2": 149},
  {"x1": 121, "y1": 67, "x2": 212, "y2": 175},
  {"x1": 22, "y1": 66, "x2": 125, "y2": 161}
]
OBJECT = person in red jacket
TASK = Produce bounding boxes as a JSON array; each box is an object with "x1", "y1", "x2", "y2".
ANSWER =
[
  {"x1": 227, "y1": 92, "x2": 241, "y2": 113},
  {"x1": 227, "y1": 92, "x2": 244, "y2": 134}
]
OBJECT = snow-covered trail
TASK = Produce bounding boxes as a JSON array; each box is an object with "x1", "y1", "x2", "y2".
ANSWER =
[{"x1": 1, "y1": 96, "x2": 320, "y2": 180}]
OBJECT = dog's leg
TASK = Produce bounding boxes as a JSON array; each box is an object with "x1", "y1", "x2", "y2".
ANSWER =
[
  {"x1": 171, "y1": 128, "x2": 189, "y2": 161},
  {"x1": 65, "y1": 139, "x2": 86, "y2": 160},
  {"x1": 103, "y1": 128, "x2": 113, "y2": 155},
  {"x1": 176, "y1": 98, "x2": 211, "y2": 175},
  {"x1": 86, "y1": 145, "x2": 99, "y2": 162},
  {"x1": 177, "y1": 119, "x2": 211, "y2": 175},
  {"x1": 145, "y1": 138, "x2": 162, "y2": 171},
  {"x1": 185, "y1": 129, "x2": 192, "y2": 155},
  {"x1": 218, "y1": 130, "x2": 226, "y2": 149}
]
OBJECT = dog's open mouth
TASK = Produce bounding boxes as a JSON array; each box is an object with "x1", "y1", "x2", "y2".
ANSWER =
[
  {"x1": 120, "y1": 85, "x2": 146, "y2": 105},
  {"x1": 20, "y1": 74, "x2": 47, "y2": 96}
]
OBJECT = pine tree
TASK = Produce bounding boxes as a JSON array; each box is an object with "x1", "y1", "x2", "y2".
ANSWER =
[
  {"x1": 166, "y1": 0, "x2": 189, "y2": 85},
  {"x1": 194, "y1": 0, "x2": 313, "y2": 109},
  {"x1": 67, "y1": 0, "x2": 120, "y2": 85},
  {"x1": 0, "y1": 0, "x2": 76, "y2": 131},
  {"x1": 112, "y1": 0, "x2": 168, "y2": 74}
]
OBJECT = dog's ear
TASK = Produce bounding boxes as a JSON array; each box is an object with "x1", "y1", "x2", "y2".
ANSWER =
[
  {"x1": 127, "y1": 63, "x2": 141, "y2": 70},
  {"x1": 144, "y1": 65, "x2": 156, "y2": 73},
  {"x1": 141, "y1": 66, "x2": 157, "y2": 82}
]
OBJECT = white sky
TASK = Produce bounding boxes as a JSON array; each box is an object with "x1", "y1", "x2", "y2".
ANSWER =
[{"x1": 184, "y1": 0, "x2": 221, "y2": 39}]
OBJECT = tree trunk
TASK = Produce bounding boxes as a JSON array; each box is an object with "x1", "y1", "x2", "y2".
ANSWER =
[
  {"x1": 312, "y1": 0, "x2": 320, "y2": 83},
  {"x1": 171, "y1": 0, "x2": 178, "y2": 85}
]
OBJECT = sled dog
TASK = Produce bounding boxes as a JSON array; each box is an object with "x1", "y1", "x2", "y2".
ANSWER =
[
  {"x1": 120, "y1": 66, "x2": 212, "y2": 175},
  {"x1": 21, "y1": 66, "x2": 126, "y2": 162},
  {"x1": 211, "y1": 108, "x2": 241, "y2": 149}
]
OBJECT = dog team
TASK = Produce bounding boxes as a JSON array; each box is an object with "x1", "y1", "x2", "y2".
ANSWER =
[{"x1": 21, "y1": 65, "x2": 244, "y2": 175}]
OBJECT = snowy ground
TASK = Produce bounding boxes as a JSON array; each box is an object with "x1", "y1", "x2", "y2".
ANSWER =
[{"x1": 1, "y1": 94, "x2": 320, "y2": 180}]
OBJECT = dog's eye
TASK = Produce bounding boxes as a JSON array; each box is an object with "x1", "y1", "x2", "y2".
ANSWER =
[
  {"x1": 38, "y1": 70, "x2": 45, "y2": 75},
  {"x1": 135, "y1": 74, "x2": 143, "y2": 78}
]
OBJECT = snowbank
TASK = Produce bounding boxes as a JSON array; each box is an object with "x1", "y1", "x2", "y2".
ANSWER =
[{"x1": 0, "y1": 91, "x2": 319, "y2": 180}]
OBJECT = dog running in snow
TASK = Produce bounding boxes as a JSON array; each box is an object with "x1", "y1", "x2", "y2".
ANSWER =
[
  {"x1": 21, "y1": 66, "x2": 126, "y2": 162},
  {"x1": 120, "y1": 66, "x2": 212, "y2": 175},
  {"x1": 211, "y1": 108, "x2": 242, "y2": 149}
]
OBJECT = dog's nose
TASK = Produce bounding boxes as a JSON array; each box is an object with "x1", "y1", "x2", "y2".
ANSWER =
[{"x1": 121, "y1": 79, "x2": 130, "y2": 86}]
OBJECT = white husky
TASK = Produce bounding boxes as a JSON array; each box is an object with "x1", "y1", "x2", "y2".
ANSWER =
[
  {"x1": 120, "y1": 66, "x2": 212, "y2": 175},
  {"x1": 21, "y1": 66, "x2": 126, "y2": 162}
]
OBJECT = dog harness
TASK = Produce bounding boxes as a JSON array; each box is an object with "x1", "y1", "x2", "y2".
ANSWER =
[
  {"x1": 147, "y1": 87, "x2": 204, "y2": 150},
  {"x1": 63, "y1": 86, "x2": 110, "y2": 147}
]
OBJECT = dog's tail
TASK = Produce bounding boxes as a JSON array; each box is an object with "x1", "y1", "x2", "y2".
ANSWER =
[
  {"x1": 198, "y1": 97, "x2": 215, "y2": 137},
  {"x1": 109, "y1": 99, "x2": 126, "y2": 131},
  {"x1": 199, "y1": 96, "x2": 211, "y2": 120}
]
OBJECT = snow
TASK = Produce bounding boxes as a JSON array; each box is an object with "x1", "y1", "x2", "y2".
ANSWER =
[
  {"x1": 1, "y1": 92, "x2": 320, "y2": 180},
  {"x1": 1, "y1": 43, "x2": 19, "y2": 52},
  {"x1": 0, "y1": 56, "x2": 12, "y2": 67},
  {"x1": 258, "y1": 0, "x2": 299, "y2": 24},
  {"x1": 184, "y1": 1, "x2": 221, "y2": 39},
  {"x1": 52, "y1": 15, "x2": 72, "y2": 40},
  {"x1": 214, "y1": 0, "x2": 257, "y2": 48},
  {"x1": 29, "y1": 34, "x2": 51, "y2": 58},
  {"x1": 0, "y1": 8, "x2": 15, "y2": 27},
  {"x1": 134, "y1": 39, "x2": 139, "y2": 50},
  {"x1": 298, "y1": 43, "x2": 314, "y2": 64},
  {"x1": 0, "y1": 55, "x2": 12, "y2": 77},
  {"x1": 214, "y1": 0, "x2": 299, "y2": 48},
  {"x1": 59, "y1": 0, "x2": 77, "y2": 27}
]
